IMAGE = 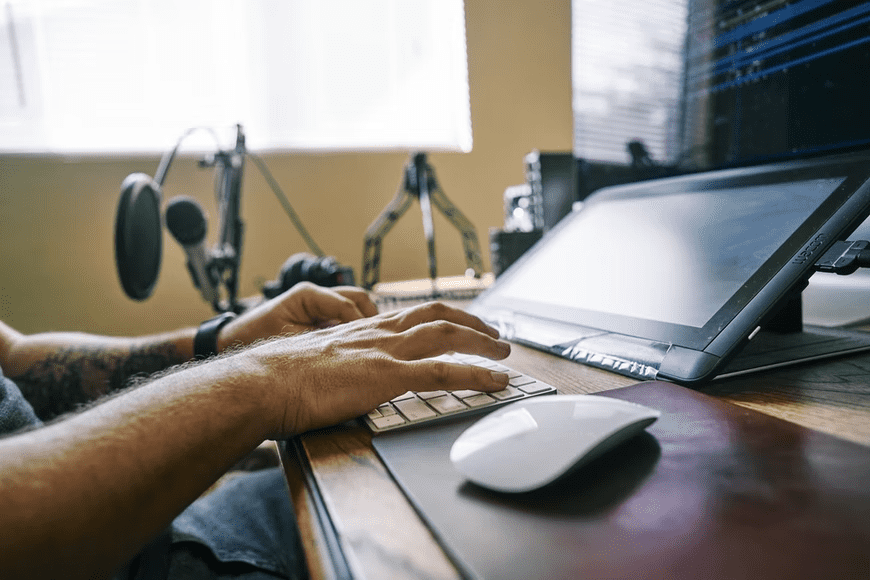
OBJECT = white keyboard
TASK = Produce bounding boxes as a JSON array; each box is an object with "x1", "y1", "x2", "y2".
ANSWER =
[{"x1": 363, "y1": 352, "x2": 557, "y2": 433}]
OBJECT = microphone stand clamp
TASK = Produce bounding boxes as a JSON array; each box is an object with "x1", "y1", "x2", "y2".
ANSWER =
[{"x1": 198, "y1": 124, "x2": 246, "y2": 313}]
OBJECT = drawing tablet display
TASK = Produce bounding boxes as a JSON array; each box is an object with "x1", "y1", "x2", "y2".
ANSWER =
[{"x1": 469, "y1": 151, "x2": 870, "y2": 384}]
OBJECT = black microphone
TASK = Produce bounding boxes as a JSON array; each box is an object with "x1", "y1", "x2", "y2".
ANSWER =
[{"x1": 165, "y1": 196, "x2": 220, "y2": 306}]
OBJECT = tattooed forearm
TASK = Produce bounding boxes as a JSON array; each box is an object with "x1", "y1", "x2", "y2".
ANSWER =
[{"x1": 11, "y1": 343, "x2": 180, "y2": 420}]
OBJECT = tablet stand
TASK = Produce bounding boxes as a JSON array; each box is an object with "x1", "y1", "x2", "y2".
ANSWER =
[
  {"x1": 362, "y1": 153, "x2": 484, "y2": 290},
  {"x1": 763, "y1": 293, "x2": 804, "y2": 333}
]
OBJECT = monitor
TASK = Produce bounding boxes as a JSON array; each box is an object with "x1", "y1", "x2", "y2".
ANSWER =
[
  {"x1": 470, "y1": 150, "x2": 870, "y2": 384},
  {"x1": 571, "y1": 0, "x2": 870, "y2": 172}
]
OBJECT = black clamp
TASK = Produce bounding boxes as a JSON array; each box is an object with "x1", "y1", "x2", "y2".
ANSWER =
[{"x1": 194, "y1": 312, "x2": 237, "y2": 358}]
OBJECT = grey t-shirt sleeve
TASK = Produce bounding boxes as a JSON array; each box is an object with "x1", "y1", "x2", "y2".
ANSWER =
[{"x1": 0, "y1": 367, "x2": 42, "y2": 435}]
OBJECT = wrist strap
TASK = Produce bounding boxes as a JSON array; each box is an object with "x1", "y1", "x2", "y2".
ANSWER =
[{"x1": 194, "y1": 312, "x2": 237, "y2": 358}]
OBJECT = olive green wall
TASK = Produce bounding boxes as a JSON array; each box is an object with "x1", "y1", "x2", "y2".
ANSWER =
[{"x1": 0, "y1": 0, "x2": 572, "y2": 336}]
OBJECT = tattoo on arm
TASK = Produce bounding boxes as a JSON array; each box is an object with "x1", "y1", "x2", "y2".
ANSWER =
[{"x1": 12, "y1": 343, "x2": 179, "y2": 420}]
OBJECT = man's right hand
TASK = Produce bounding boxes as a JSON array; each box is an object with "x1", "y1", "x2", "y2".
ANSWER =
[{"x1": 234, "y1": 301, "x2": 511, "y2": 438}]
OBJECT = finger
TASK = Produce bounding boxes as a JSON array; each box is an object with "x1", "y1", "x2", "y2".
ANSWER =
[
  {"x1": 300, "y1": 285, "x2": 367, "y2": 324},
  {"x1": 333, "y1": 287, "x2": 379, "y2": 318},
  {"x1": 384, "y1": 301, "x2": 500, "y2": 339},
  {"x1": 407, "y1": 359, "x2": 510, "y2": 393},
  {"x1": 391, "y1": 321, "x2": 511, "y2": 361}
]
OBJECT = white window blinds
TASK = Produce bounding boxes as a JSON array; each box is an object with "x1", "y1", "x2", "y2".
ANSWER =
[
  {"x1": 572, "y1": 0, "x2": 688, "y2": 165},
  {"x1": 0, "y1": 0, "x2": 471, "y2": 154}
]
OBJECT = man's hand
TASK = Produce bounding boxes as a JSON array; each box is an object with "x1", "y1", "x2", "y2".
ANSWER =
[
  {"x1": 236, "y1": 301, "x2": 512, "y2": 437},
  {"x1": 218, "y1": 282, "x2": 379, "y2": 351}
]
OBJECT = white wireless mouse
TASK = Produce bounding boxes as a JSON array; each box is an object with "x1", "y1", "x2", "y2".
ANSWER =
[{"x1": 449, "y1": 394, "x2": 661, "y2": 493}]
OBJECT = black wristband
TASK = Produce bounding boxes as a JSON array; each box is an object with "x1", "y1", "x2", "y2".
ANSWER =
[{"x1": 194, "y1": 312, "x2": 237, "y2": 359}]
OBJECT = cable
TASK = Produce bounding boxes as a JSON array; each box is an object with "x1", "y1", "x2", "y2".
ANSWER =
[
  {"x1": 813, "y1": 240, "x2": 870, "y2": 275},
  {"x1": 155, "y1": 126, "x2": 222, "y2": 186},
  {"x1": 246, "y1": 152, "x2": 325, "y2": 257}
]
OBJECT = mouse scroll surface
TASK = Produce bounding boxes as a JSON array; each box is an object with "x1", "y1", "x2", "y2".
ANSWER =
[{"x1": 449, "y1": 395, "x2": 661, "y2": 493}]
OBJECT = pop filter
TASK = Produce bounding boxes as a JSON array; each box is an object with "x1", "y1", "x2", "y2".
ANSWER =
[{"x1": 114, "y1": 173, "x2": 162, "y2": 300}]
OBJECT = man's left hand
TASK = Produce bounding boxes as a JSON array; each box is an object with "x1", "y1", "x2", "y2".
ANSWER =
[{"x1": 217, "y1": 282, "x2": 378, "y2": 352}]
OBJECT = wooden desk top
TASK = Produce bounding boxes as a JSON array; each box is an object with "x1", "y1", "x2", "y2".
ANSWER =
[{"x1": 279, "y1": 340, "x2": 870, "y2": 580}]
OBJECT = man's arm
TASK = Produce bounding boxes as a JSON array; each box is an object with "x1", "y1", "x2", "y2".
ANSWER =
[
  {"x1": 0, "y1": 282, "x2": 377, "y2": 419},
  {"x1": 0, "y1": 301, "x2": 510, "y2": 580},
  {"x1": 0, "y1": 353, "x2": 267, "y2": 580},
  {"x1": 0, "y1": 321, "x2": 196, "y2": 419}
]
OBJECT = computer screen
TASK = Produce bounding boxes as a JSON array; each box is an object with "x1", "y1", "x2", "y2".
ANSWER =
[
  {"x1": 494, "y1": 176, "x2": 846, "y2": 329},
  {"x1": 572, "y1": 0, "x2": 870, "y2": 172},
  {"x1": 682, "y1": 0, "x2": 870, "y2": 170}
]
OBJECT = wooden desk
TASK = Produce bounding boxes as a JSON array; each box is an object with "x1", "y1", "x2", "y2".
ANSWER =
[{"x1": 279, "y1": 339, "x2": 870, "y2": 580}]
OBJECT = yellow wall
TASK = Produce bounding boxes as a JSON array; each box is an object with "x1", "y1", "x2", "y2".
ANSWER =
[{"x1": 0, "y1": 0, "x2": 572, "y2": 336}]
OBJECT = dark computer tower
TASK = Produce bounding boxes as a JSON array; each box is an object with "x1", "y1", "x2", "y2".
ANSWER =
[{"x1": 524, "y1": 150, "x2": 579, "y2": 231}]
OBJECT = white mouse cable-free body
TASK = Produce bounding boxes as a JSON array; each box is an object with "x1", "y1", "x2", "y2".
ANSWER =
[{"x1": 449, "y1": 395, "x2": 661, "y2": 493}]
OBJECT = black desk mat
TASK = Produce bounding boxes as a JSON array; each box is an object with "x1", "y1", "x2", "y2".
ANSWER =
[{"x1": 371, "y1": 381, "x2": 870, "y2": 580}]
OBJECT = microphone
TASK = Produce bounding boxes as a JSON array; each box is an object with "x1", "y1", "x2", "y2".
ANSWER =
[{"x1": 165, "y1": 196, "x2": 220, "y2": 306}]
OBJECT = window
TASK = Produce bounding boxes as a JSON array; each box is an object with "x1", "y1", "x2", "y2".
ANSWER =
[
  {"x1": 571, "y1": 0, "x2": 688, "y2": 165},
  {"x1": 0, "y1": 0, "x2": 471, "y2": 154}
]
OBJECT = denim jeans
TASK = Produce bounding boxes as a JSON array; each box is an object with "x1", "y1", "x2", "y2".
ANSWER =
[{"x1": 119, "y1": 467, "x2": 307, "y2": 580}]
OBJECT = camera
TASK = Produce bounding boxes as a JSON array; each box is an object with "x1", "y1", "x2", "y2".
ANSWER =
[{"x1": 262, "y1": 253, "x2": 356, "y2": 298}]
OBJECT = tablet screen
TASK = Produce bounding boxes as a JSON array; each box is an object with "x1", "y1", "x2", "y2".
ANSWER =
[{"x1": 494, "y1": 177, "x2": 846, "y2": 328}]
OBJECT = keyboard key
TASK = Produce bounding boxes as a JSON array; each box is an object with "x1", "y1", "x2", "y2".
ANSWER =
[
  {"x1": 372, "y1": 414, "x2": 407, "y2": 429},
  {"x1": 394, "y1": 398, "x2": 438, "y2": 421},
  {"x1": 451, "y1": 389, "x2": 485, "y2": 400},
  {"x1": 417, "y1": 390, "x2": 448, "y2": 400},
  {"x1": 377, "y1": 404, "x2": 398, "y2": 416},
  {"x1": 427, "y1": 394, "x2": 467, "y2": 415},
  {"x1": 474, "y1": 360, "x2": 501, "y2": 369},
  {"x1": 490, "y1": 386, "x2": 524, "y2": 401},
  {"x1": 488, "y1": 366, "x2": 523, "y2": 379},
  {"x1": 518, "y1": 381, "x2": 552, "y2": 394},
  {"x1": 509, "y1": 376, "x2": 537, "y2": 387},
  {"x1": 391, "y1": 391, "x2": 416, "y2": 402},
  {"x1": 463, "y1": 393, "x2": 496, "y2": 408}
]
